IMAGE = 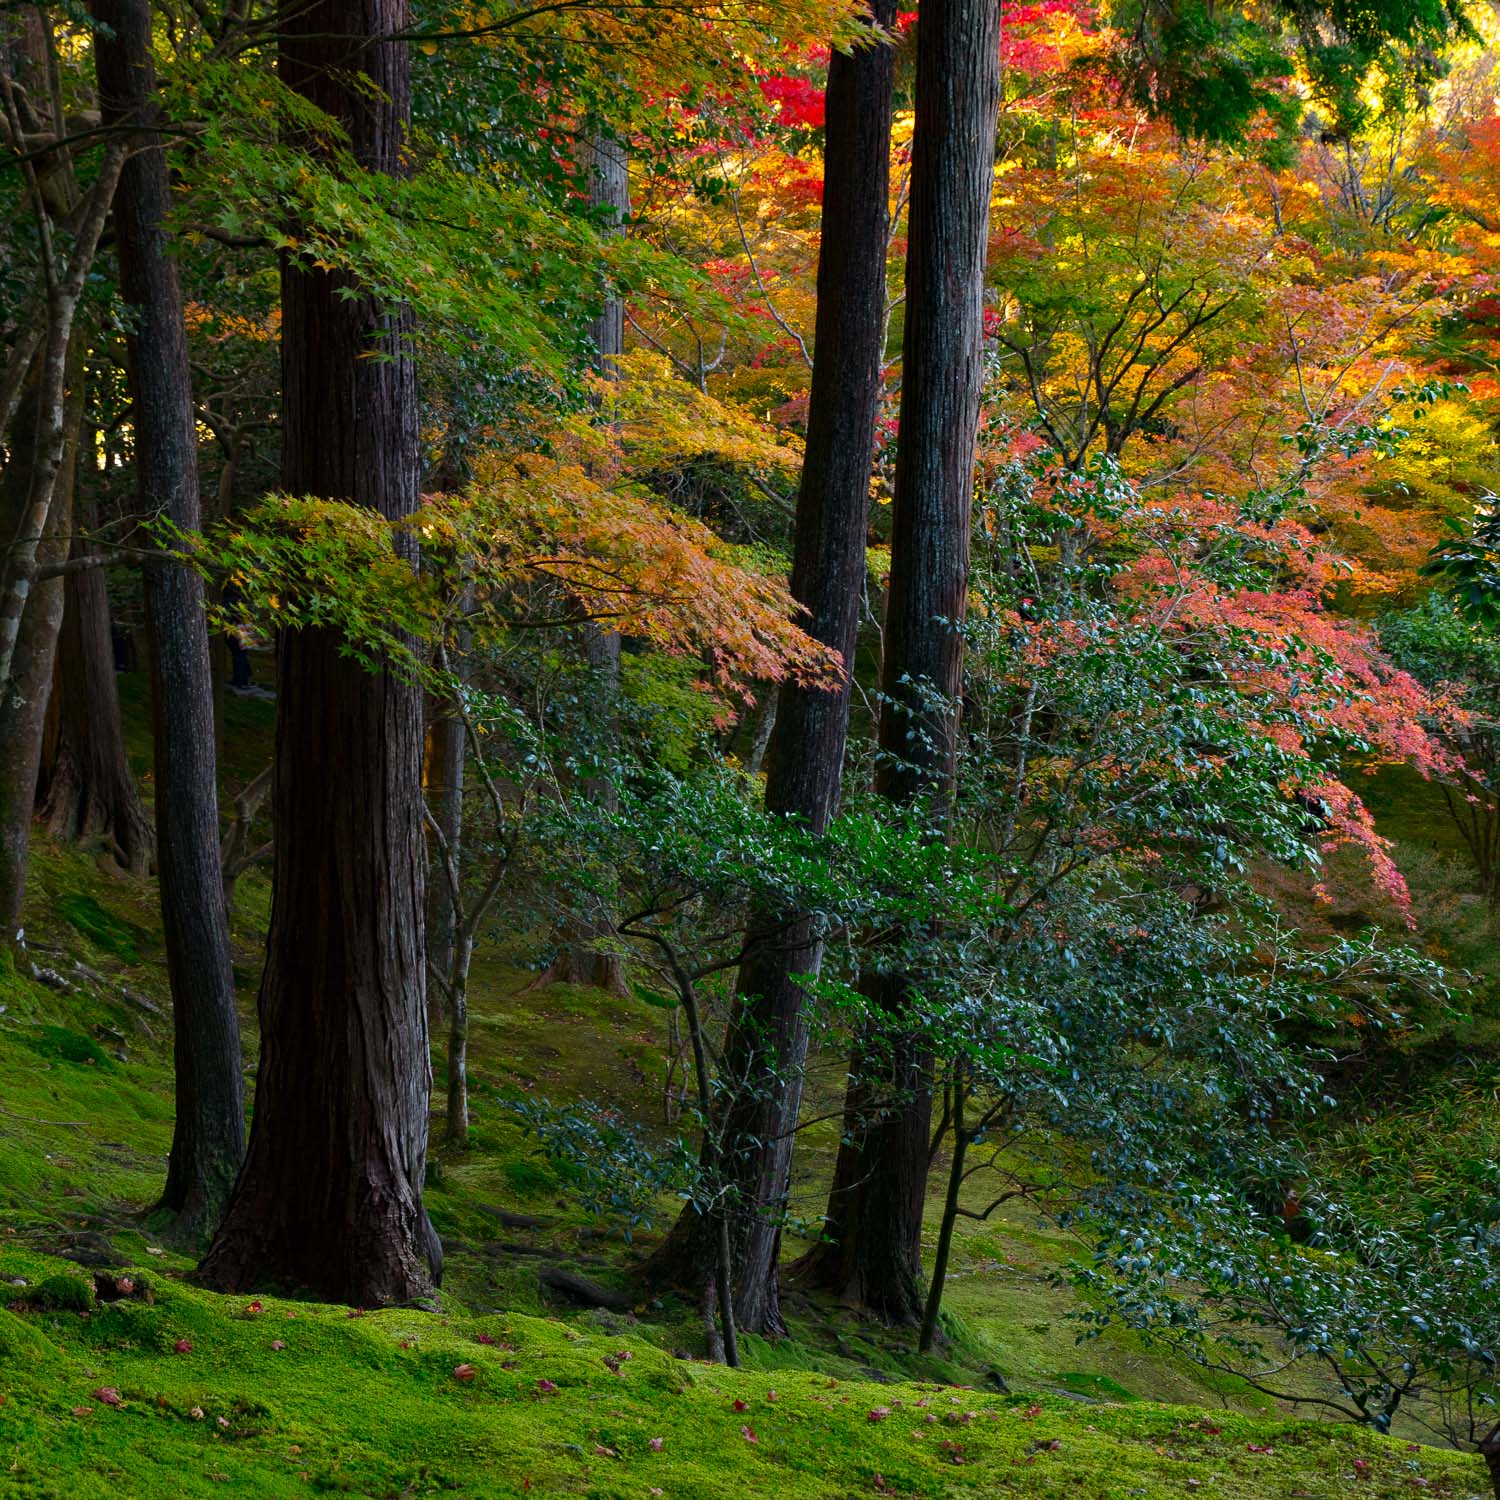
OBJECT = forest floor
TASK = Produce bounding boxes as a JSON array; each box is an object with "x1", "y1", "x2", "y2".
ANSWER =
[{"x1": 0, "y1": 678, "x2": 1496, "y2": 1497}]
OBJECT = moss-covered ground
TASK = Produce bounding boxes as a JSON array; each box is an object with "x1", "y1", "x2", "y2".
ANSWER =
[{"x1": 1, "y1": 674, "x2": 1496, "y2": 1495}]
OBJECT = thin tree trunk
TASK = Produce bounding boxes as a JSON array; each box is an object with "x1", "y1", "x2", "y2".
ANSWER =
[
  {"x1": 91, "y1": 0, "x2": 246, "y2": 1241},
  {"x1": 445, "y1": 931, "x2": 472, "y2": 1147},
  {"x1": 0, "y1": 356, "x2": 80, "y2": 944},
  {"x1": 424, "y1": 695, "x2": 464, "y2": 1007},
  {"x1": 37, "y1": 440, "x2": 153, "y2": 874},
  {"x1": 0, "y1": 124, "x2": 122, "y2": 692},
  {"x1": 799, "y1": 0, "x2": 1000, "y2": 1325},
  {"x1": 558, "y1": 129, "x2": 630, "y2": 994},
  {"x1": 643, "y1": 0, "x2": 899, "y2": 1340},
  {"x1": 919, "y1": 1069, "x2": 968, "y2": 1352},
  {"x1": 199, "y1": 0, "x2": 439, "y2": 1303}
]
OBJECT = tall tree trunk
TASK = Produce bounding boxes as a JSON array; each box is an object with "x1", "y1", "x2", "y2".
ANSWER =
[
  {"x1": 199, "y1": 0, "x2": 439, "y2": 1302},
  {"x1": 38, "y1": 449, "x2": 153, "y2": 875},
  {"x1": 644, "y1": 2, "x2": 897, "y2": 1337},
  {"x1": 92, "y1": 0, "x2": 246, "y2": 1241},
  {"x1": 558, "y1": 129, "x2": 630, "y2": 995},
  {"x1": 797, "y1": 0, "x2": 999, "y2": 1325},
  {"x1": 424, "y1": 695, "x2": 464, "y2": 1009},
  {"x1": 0, "y1": 358, "x2": 80, "y2": 943}
]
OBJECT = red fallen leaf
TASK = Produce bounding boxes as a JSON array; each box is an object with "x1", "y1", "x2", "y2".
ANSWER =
[
  {"x1": 874, "y1": 1477, "x2": 887, "y2": 1491},
  {"x1": 399, "y1": 1339, "x2": 414, "y2": 1350},
  {"x1": 93, "y1": 1387, "x2": 122, "y2": 1407},
  {"x1": 475, "y1": 1333, "x2": 497, "y2": 1345},
  {"x1": 116, "y1": 1278, "x2": 135, "y2": 1295},
  {"x1": 733, "y1": 1398, "x2": 749, "y2": 1412},
  {"x1": 244, "y1": 1301, "x2": 263, "y2": 1316},
  {"x1": 452, "y1": 1364, "x2": 478, "y2": 1382},
  {"x1": 1023, "y1": 1404, "x2": 1043, "y2": 1418},
  {"x1": 347, "y1": 1308, "x2": 365, "y2": 1319},
  {"x1": 766, "y1": 1389, "x2": 778, "y2": 1402},
  {"x1": 173, "y1": 1339, "x2": 192, "y2": 1354},
  {"x1": 649, "y1": 1437, "x2": 664, "y2": 1452},
  {"x1": 70, "y1": 1405, "x2": 91, "y2": 1417},
  {"x1": 868, "y1": 1407, "x2": 891, "y2": 1423},
  {"x1": 270, "y1": 1340, "x2": 286, "y2": 1352},
  {"x1": 536, "y1": 1379, "x2": 557, "y2": 1393},
  {"x1": 1247, "y1": 1443, "x2": 1275, "y2": 1455},
  {"x1": 615, "y1": 1349, "x2": 633, "y2": 1362},
  {"x1": 740, "y1": 1425, "x2": 758, "y2": 1443},
  {"x1": 593, "y1": 1444, "x2": 618, "y2": 1458},
  {"x1": 1354, "y1": 1459, "x2": 1370, "y2": 1472}
]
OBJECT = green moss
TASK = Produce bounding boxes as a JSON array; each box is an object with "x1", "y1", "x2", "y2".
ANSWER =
[
  {"x1": 0, "y1": 1258, "x2": 1487, "y2": 1498},
  {"x1": 55, "y1": 893, "x2": 150, "y2": 965},
  {"x1": 29, "y1": 1273, "x2": 96, "y2": 1313},
  {"x1": 501, "y1": 1158, "x2": 556, "y2": 1197},
  {"x1": 23, "y1": 1025, "x2": 112, "y2": 1070}
]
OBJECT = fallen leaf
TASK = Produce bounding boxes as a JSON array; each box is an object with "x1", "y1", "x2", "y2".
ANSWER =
[
  {"x1": 189, "y1": 1406, "x2": 204, "y2": 1421},
  {"x1": 270, "y1": 1340, "x2": 286, "y2": 1352},
  {"x1": 740, "y1": 1425, "x2": 758, "y2": 1443},
  {"x1": 649, "y1": 1437, "x2": 664, "y2": 1452},
  {"x1": 92, "y1": 1388, "x2": 121, "y2": 1408},
  {"x1": 868, "y1": 1407, "x2": 891, "y2": 1423},
  {"x1": 536, "y1": 1379, "x2": 557, "y2": 1393},
  {"x1": 733, "y1": 1398, "x2": 749, "y2": 1412},
  {"x1": 452, "y1": 1364, "x2": 477, "y2": 1382},
  {"x1": 593, "y1": 1444, "x2": 617, "y2": 1458},
  {"x1": 173, "y1": 1339, "x2": 192, "y2": 1355},
  {"x1": 70, "y1": 1406, "x2": 91, "y2": 1417}
]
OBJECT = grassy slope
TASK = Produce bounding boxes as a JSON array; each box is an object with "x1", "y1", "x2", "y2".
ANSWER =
[{"x1": 0, "y1": 679, "x2": 1496, "y2": 1496}]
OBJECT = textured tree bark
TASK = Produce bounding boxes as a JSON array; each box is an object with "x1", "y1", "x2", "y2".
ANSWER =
[
  {"x1": 92, "y1": 0, "x2": 247, "y2": 1241},
  {"x1": 557, "y1": 129, "x2": 630, "y2": 995},
  {"x1": 797, "y1": 0, "x2": 1000, "y2": 1325},
  {"x1": 0, "y1": 359, "x2": 80, "y2": 944},
  {"x1": 38, "y1": 459, "x2": 153, "y2": 875},
  {"x1": 1480, "y1": 1422, "x2": 1500, "y2": 1500},
  {"x1": 644, "y1": 2, "x2": 897, "y2": 1337},
  {"x1": 198, "y1": 0, "x2": 439, "y2": 1302}
]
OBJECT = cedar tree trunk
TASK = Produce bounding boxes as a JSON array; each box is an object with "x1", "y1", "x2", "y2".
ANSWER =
[
  {"x1": 198, "y1": 0, "x2": 439, "y2": 1301},
  {"x1": 797, "y1": 0, "x2": 999, "y2": 1324},
  {"x1": 92, "y1": 0, "x2": 247, "y2": 1239},
  {"x1": 645, "y1": 1, "x2": 897, "y2": 1336},
  {"x1": 558, "y1": 129, "x2": 630, "y2": 994},
  {"x1": 38, "y1": 458, "x2": 153, "y2": 874}
]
